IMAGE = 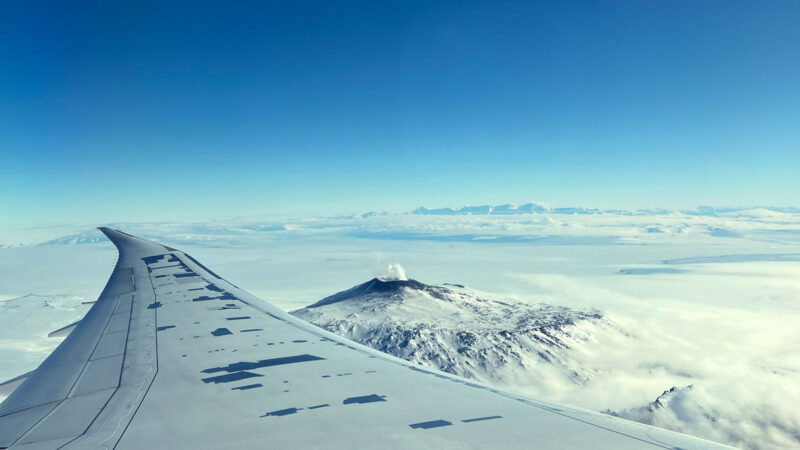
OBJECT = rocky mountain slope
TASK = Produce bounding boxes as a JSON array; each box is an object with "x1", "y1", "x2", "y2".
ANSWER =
[{"x1": 292, "y1": 277, "x2": 619, "y2": 389}]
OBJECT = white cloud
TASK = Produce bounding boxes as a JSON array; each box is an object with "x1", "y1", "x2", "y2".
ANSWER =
[
  {"x1": 2, "y1": 208, "x2": 800, "y2": 447},
  {"x1": 380, "y1": 263, "x2": 407, "y2": 281}
]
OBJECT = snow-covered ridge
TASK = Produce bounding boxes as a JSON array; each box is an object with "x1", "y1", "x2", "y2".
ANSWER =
[
  {"x1": 36, "y1": 230, "x2": 109, "y2": 246},
  {"x1": 608, "y1": 385, "x2": 697, "y2": 425}
]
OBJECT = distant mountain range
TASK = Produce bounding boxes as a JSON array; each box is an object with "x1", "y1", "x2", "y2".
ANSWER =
[{"x1": 408, "y1": 203, "x2": 800, "y2": 217}]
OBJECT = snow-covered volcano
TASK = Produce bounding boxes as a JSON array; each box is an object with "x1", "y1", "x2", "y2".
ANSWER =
[{"x1": 292, "y1": 277, "x2": 618, "y2": 387}]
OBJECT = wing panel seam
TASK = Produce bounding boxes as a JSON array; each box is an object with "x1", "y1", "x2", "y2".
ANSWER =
[{"x1": 111, "y1": 264, "x2": 161, "y2": 449}]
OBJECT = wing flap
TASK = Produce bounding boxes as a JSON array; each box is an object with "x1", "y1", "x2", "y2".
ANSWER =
[{"x1": 15, "y1": 388, "x2": 116, "y2": 445}]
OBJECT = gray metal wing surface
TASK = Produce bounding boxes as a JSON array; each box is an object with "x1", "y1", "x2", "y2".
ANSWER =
[{"x1": 0, "y1": 228, "x2": 732, "y2": 449}]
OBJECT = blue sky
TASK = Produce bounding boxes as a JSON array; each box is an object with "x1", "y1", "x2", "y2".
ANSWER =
[{"x1": 1, "y1": 1, "x2": 798, "y2": 225}]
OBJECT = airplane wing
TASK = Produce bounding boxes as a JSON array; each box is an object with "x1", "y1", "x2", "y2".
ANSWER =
[{"x1": 0, "y1": 228, "x2": 731, "y2": 449}]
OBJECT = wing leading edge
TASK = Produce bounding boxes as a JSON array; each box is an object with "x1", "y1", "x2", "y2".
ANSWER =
[{"x1": 0, "y1": 228, "x2": 731, "y2": 449}]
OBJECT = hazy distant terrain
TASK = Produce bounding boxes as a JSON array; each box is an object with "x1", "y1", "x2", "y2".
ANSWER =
[{"x1": 1, "y1": 205, "x2": 799, "y2": 449}]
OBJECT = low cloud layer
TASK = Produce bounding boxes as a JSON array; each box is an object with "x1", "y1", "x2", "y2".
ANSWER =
[
  {"x1": 506, "y1": 263, "x2": 800, "y2": 449},
  {"x1": 1, "y1": 208, "x2": 798, "y2": 447}
]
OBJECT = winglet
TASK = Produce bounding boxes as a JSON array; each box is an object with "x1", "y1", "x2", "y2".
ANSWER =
[{"x1": 97, "y1": 227, "x2": 170, "y2": 257}]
